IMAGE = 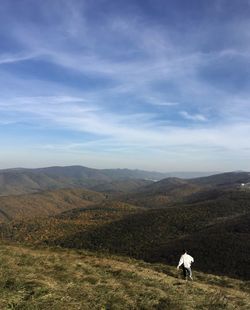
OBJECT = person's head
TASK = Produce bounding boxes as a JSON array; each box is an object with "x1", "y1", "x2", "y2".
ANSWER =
[{"x1": 182, "y1": 249, "x2": 187, "y2": 255}]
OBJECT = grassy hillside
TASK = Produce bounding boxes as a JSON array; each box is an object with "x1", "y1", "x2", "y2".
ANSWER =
[
  {"x1": 0, "y1": 243, "x2": 249, "y2": 309},
  {"x1": 0, "y1": 188, "x2": 105, "y2": 222}
]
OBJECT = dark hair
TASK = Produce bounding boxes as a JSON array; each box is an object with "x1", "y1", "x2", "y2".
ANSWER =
[{"x1": 183, "y1": 249, "x2": 187, "y2": 254}]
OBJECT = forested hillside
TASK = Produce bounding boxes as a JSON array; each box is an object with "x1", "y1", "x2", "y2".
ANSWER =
[{"x1": 0, "y1": 188, "x2": 105, "y2": 222}]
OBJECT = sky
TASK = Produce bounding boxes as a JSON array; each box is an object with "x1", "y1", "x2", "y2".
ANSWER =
[{"x1": 0, "y1": 0, "x2": 250, "y2": 172}]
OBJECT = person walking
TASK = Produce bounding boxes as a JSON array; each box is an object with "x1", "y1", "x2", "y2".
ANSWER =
[{"x1": 177, "y1": 249, "x2": 194, "y2": 280}]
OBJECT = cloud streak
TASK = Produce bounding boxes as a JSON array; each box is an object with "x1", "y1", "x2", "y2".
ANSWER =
[
  {"x1": 180, "y1": 111, "x2": 207, "y2": 122},
  {"x1": 0, "y1": 53, "x2": 38, "y2": 65}
]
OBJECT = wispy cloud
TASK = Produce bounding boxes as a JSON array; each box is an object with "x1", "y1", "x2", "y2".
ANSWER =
[
  {"x1": 180, "y1": 111, "x2": 207, "y2": 122},
  {"x1": 146, "y1": 96, "x2": 179, "y2": 107},
  {"x1": 1, "y1": 95, "x2": 250, "y2": 153},
  {"x1": 0, "y1": 0, "x2": 250, "y2": 170},
  {"x1": 0, "y1": 53, "x2": 37, "y2": 65}
]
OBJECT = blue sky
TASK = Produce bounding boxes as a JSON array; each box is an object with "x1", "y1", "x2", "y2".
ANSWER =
[{"x1": 0, "y1": 0, "x2": 250, "y2": 171}]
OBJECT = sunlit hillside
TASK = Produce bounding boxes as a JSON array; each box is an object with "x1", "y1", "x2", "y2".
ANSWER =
[
  {"x1": 0, "y1": 188, "x2": 105, "y2": 222},
  {"x1": 0, "y1": 243, "x2": 249, "y2": 309},
  {"x1": 0, "y1": 201, "x2": 142, "y2": 244}
]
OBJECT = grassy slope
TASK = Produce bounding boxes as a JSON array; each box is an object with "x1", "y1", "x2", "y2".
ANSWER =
[{"x1": 0, "y1": 243, "x2": 249, "y2": 310}]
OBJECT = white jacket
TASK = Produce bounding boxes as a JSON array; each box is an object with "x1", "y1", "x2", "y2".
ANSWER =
[{"x1": 178, "y1": 253, "x2": 194, "y2": 268}]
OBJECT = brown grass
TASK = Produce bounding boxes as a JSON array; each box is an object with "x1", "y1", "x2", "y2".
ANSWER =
[{"x1": 0, "y1": 242, "x2": 249, "y2": 309}]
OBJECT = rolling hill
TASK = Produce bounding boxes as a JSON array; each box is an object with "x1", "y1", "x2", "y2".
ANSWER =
[
  {"x1": 119, "y1": 171, "x2": 250, "y2": 208},
  {"x1": 119, "y1": 177, "x2": 202, "y2": 208},
  {"x1": 0, "y1": 200, "x2": 143, "y2": 244},
  {"x1": 190, "y1": 171, "x2": 250, "y2": 187},
  {"x1": 0, "y1": 165, "x2": 220, "y2": 196},
  {"x1": 0, "y1": 188, "x2": 105, "y2": 222},
  {"x1": 90, "y1": 179, "x2": 153, "y2": 195}
]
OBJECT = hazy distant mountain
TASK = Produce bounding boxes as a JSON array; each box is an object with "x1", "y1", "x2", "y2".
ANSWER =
[
  {"x1": 90, "y1": 179, "x2": 153, "y2": 194},
  {"x1": 191, "y1": 171, "x2": 250, "y2": 186},
  {"x1": 0, "y1": 165, "x2": 217, "y2": 196},
  {"x1": 119, "y1": 171, "x2": 250, "y2": 208},
  {"x1": 0, "y1": 166, "x2": 160, "y2": 196}
]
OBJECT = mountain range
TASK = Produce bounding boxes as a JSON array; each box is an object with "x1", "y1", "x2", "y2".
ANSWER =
[{"x1": 0, "y1": 165, "x2": 217, "y2": 196}]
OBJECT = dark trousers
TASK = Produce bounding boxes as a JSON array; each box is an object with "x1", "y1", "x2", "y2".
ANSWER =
[{"x1": 182, "y1": 266, "x2": 192, "y2": 278}]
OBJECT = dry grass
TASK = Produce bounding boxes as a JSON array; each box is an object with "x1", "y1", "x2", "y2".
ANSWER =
[{"x1": 0, "y1": 242, "x2": 249, "y2": 309}]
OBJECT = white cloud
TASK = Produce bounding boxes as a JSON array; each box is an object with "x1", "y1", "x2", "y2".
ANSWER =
[
  {"x1": 146, "y1": 96, "x2": 179, "y2": 107},
  {"x1": 180, "y1": 111, "x2": 207, "y2": 122},
  {"x1": 0, "y1": 52, "x2": 38, "y2": 65}
]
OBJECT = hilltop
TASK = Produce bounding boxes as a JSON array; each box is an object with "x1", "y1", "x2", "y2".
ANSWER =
[{"x1": 0, "y1": 243, "x2": 249, "y2": 309}]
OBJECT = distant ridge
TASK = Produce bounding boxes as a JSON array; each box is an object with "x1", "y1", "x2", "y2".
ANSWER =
[
  {"x1": 0, "y1": 165, "x2": 217, "y2": 196},
  {"x1": 118, "y1": 171, "x2": 250, "y2": 208}
]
